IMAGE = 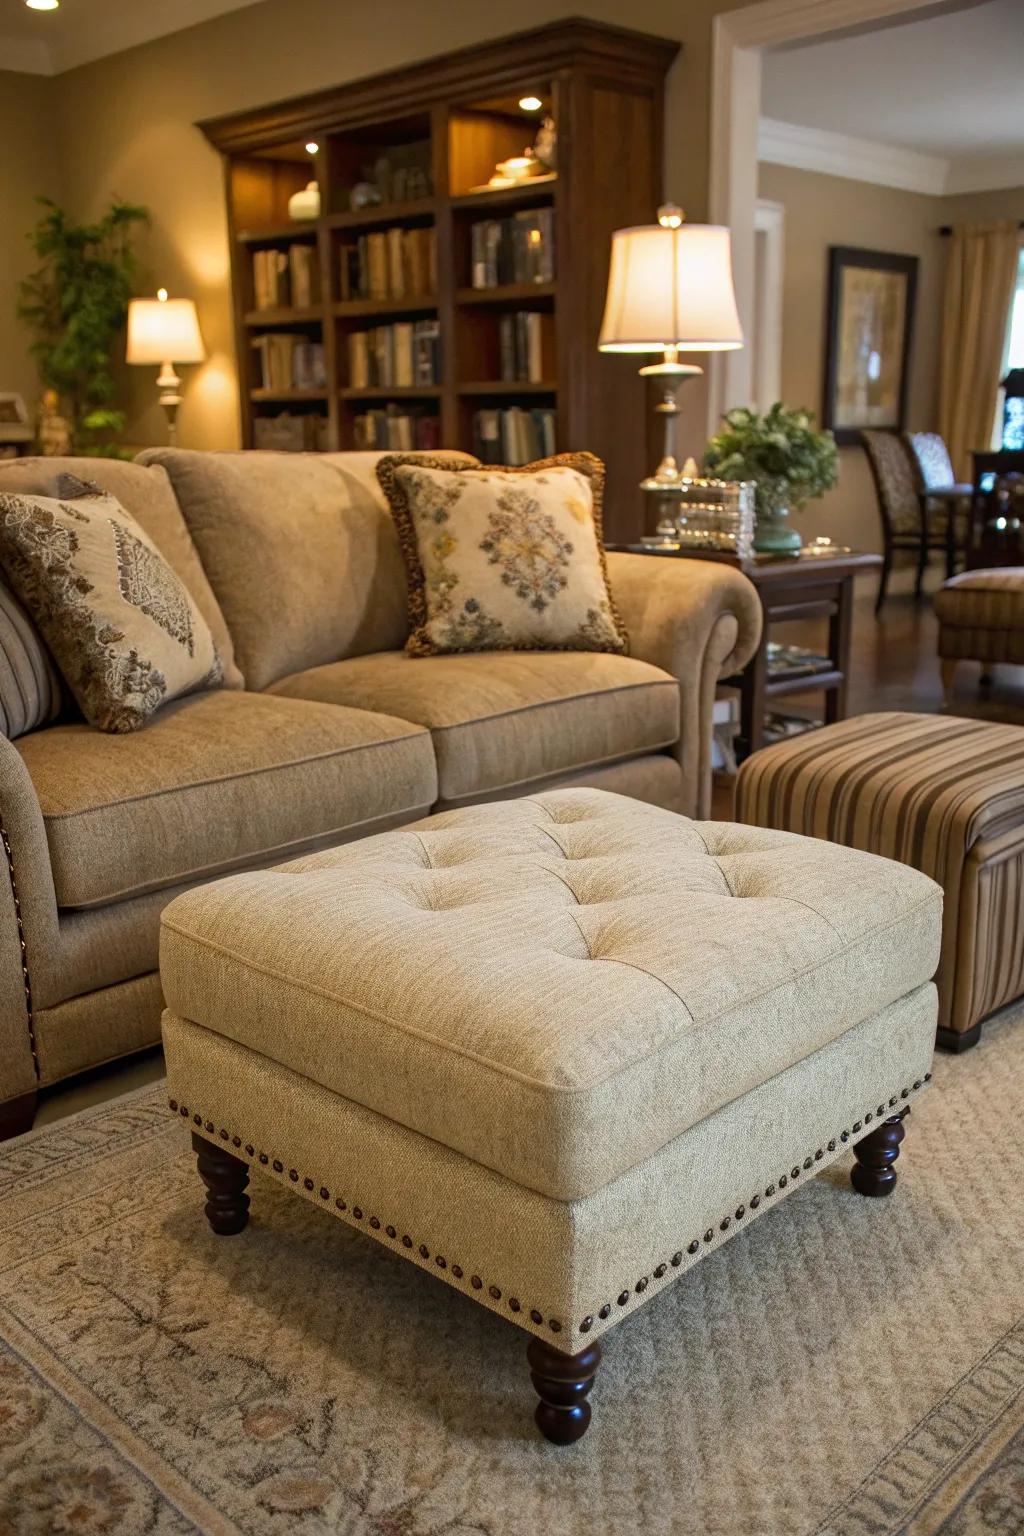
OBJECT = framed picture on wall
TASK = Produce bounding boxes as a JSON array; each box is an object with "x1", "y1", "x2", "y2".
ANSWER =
[{"x1": 823, "y1": 247, "x2": 918, "y2": 445}]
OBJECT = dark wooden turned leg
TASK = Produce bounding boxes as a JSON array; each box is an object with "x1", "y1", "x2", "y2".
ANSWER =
[
  {"x1": 527, "y1": 1335, "x2": 601, "y2": 1445},
  {"x1": 851, "y1": 1111, "x2": 907, "y2": 1198},
  {"x1": 192, "y1": 1131, "x2": 250, "y2": 1235}
]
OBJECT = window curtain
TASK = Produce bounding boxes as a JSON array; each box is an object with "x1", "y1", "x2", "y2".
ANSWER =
[{"x1": 937, "y1": 221, "x2": 1021, "y2": 480}]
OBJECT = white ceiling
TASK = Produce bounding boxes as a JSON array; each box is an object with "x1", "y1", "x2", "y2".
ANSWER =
[
  {"x1": 762, "y1": 0, "x2": 1024, "y2": 193},
  {"x1": 0, "y1": 0, "x2": 259, "y2": 74}
]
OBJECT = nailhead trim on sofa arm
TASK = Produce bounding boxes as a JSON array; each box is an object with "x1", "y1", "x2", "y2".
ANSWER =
[{"x1": 168, "y1": 1073, "x2": 930, "y2": 1346}]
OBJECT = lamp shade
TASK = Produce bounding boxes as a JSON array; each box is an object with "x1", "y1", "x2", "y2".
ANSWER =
[
  {"x1": 126, "y1": 296, "x2": 205, "y2": 365},
  {"x1": 599, "y1": 223, "x2": 743, "y2": 354}
]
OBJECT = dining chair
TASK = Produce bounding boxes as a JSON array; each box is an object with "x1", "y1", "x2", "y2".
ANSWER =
[
  {"x1": 905, "y1": 432, "x2": 971, "y2": 578},
  {"x1": 862, "y1": 430, "x2": 947, "y2": 612}
]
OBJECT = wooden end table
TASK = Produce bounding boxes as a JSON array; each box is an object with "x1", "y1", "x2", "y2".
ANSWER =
[{"x1": 612, "y1": 546, "x2": 882, "y2": 761}]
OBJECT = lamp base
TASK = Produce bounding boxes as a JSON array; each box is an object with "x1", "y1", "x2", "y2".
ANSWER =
[
  {"x1": 156, "y1": 361, "x2": 183, "y2": 447},
  {"x1": 638, "y1": 355, "x2": 703, "y2": 513}
]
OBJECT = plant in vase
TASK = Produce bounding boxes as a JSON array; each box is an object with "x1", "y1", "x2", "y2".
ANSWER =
[
  {"x1": 18, "y1": 197, "x2": 149, "y2": 457},
  {"x1": 703, "y1": 402, "x2": 838, "y2": 554}
]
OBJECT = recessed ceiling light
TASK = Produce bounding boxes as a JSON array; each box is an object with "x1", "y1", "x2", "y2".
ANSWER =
[
  {"x1": 26, "y1": 0, "x2": 60, "y2": 11},
  {"x1": 305, "y1": 141, "x2": 319, "y2": 155},
  {"x1": 518, "y1": 96, "x2": 543, "y2": 112}
]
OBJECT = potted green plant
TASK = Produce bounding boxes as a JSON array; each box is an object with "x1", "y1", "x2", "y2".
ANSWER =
[
  {"x1": 703, "y1": 402, "x2": 838, "y2": 554},
  {"x1": 18, "y1": 197, "x2": 149, "y2": 456}
]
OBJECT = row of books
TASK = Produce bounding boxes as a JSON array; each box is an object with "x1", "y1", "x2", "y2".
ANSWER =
[
  {"x1": 347, "y1": 322, "x2": 440, "y2": 389},
  {"x1": 471, "y1": 209, "x2": 555, "y2": 289},
  {"x1": 352, "y1": 406, "x2": 441, "y2": 452},
  {"x1": 499, "y1": 311, "x2": 555, "y2": 383},
  {"x1": 251, "y1": 244, "x2": 318, "y2": 310},
  {"x1": 252, "y1": 335, "x2": 327, "y2": 392},
  {"x1": 473, "y1": 407, "x2": 556, "y2": 466},
  {"x1": 252, "y1": 413, "x2": 329, "y2": 452},
  {"x1": 339, "y1": 227, "x2": 437, "y2": 303}
]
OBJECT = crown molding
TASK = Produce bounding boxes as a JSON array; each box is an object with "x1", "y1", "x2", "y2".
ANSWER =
[
  {"x1": 0, "y1": 33, "x2": 52, "y2": 75},
  {"x1": 758, "y1": 115, "x2": 949, "y2": 195}
]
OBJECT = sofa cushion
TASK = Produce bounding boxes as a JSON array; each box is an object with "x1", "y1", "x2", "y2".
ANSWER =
[
  {"x1": 159, "y1": 788, "x2": 942, "y2": 1200},
  {"x1": 268, "y1": 649, "x2": 680, "y2": 803},
  {"x1": 16, "y1": 690, "x2": 437, "y2": 909},
  {"x1": 0, "y1": 456, "x2": 242, "y2": 689},
  {"x1": 139, "y1": 449, "x2": 476, "y2": 692}
]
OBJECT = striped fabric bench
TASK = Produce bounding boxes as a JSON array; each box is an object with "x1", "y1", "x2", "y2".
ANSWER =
[{"x1": 736, "y1": 712, "x2": 1024, "y2": 1051}]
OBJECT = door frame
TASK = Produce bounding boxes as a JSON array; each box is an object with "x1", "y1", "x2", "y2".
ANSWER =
[{"x1": 707, "y1": 0, "x2": 958, "y2": 431}]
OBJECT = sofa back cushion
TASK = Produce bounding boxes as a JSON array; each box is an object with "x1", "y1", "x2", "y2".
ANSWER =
[
  {"x1": 139, "y1": 449, "x2": 475, "y2": 692},
  {"x1": 0, "y1": 578, "x2": 63, "y2": 739},
  {"x1": 0, "y1": 457, "x2": 243, "y2": 690}
]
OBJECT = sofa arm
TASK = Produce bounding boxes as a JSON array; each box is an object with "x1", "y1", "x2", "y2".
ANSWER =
[
  {"x1": 606, "y1": 552, "x2": 762, "y2": 820},
  {"x1": 0, "y1": 735, "x2": 59, "y2": 1122}
]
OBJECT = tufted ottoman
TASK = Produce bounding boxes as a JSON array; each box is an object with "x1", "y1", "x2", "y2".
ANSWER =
[
  {"x1": 737, "y1": 712, "x2": 1024, "y2": 1051},
  {"x1": 160, "y1": 788, "x2": 941, "y2": 1444}
]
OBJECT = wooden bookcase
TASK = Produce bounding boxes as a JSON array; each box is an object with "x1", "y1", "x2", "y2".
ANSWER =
[{"x1": 199, "y1": 19, "x2": 678, "y2": 541}]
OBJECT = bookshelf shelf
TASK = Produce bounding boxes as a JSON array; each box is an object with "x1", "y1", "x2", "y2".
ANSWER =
[
  {"x1": 340, "y1": 386, "x2": 442, "y2": 400},
  {"x1": 202, "y1": 19, "x2": 677, "y2": 539},
  {"x1": 237, "y1": 223, "x2": 319, "y2": 245},
  {"x1": 457, "y1": 381, "x2": 557, "y2": 397},
  {"x1": 456, "y1": 283, "x2": 556, "y2": 307},
  {"x1": 449, "y1": 180, "x2": 557, "y2": 214},
  {"x1": 245, "y1": 307, "x2": 323, "y2": 327},
  {"x1": 251, "y1": 388, "x2": 328, "y2": 403},
  {"x1": 332, "y1": 297, "x2": 438, "y2": 319},
  {"x1": 324, "y1": 198, "x2": 437, "y2": 231}
]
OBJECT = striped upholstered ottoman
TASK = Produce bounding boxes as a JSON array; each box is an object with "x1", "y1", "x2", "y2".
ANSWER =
[
  {"x1": 936, "y1": 567, "x2": 1024, "y2": 692},
  {"x1": 736, "y1": 712, "x2": 1024, "y2": 1051},
  {"x1": 160, "y1": 789, "x2": 940, "y2": 1443}
]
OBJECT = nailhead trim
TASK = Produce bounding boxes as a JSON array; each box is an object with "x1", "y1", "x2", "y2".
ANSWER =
[
  {"x1": 175, "y1": 1103, "x2": 565, "y2": 1334},
  {"x1": 0, "y1": 809, "x2": 38, "y2": 1079},
  {"x1": 576, "y1": 1077, "x2": 927, "y2": 1333}
]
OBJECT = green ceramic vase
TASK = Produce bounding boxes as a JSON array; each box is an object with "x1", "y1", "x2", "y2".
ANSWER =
[{"x1": 753, "y1": 506, "x2": 802, "y2": 555}]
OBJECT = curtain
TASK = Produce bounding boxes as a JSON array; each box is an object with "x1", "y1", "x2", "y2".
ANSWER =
[{"x1": 938, "y1": 220, "x2": 1021, "y2": 481}]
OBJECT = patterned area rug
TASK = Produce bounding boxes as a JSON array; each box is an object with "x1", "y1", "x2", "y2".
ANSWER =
[{"x1": 2, "y1": 1005, "x2": 1024, "y2": 1536}]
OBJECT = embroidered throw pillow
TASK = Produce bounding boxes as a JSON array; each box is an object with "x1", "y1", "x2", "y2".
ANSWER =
[
  {"x1": 0, "y1": 478, "x2": 222, "y2": 732},
  {"x1": 377, "y1": 452, "x2": 627, "y2": 656}
]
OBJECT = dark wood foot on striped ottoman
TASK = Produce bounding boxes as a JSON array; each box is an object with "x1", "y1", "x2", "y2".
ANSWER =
[
  {"x1": 851, "y1": 1111, "x2": 907, "y2": 1198},
  {"x1": 936, "y1": 1023, "x2": 982, "y2": 1053},
  {"x1": 527, "y1": 1336, "x2": 601, "y2": 1444},
  {"x1": 193, "y1": 1131, "x2": 250, "y2": 1234}
]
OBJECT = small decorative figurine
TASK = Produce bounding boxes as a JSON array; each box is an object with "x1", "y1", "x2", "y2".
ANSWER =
[{"x1": 37, "y1": 389, "x2": 71, "y2": 456}]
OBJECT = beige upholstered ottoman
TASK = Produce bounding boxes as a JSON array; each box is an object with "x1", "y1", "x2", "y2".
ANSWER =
[
  {"x1": 737, "y1": 712, "x2": 1024, "y2": 1051},
  {"x1": 161, "y1": 789, "x2": 940, "y2": 1444},
  {"x1": 936, "y1": 567, "x2": 1024, "y2": 690}
]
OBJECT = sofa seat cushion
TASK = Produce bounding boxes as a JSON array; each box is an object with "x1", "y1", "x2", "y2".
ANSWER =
[
  {"x1": 268, "y1": 650, "x2": 680, "y2": 803},
  {"x1": 16, "y1": 691, "x2": 437, "y2": 909},
  {"x1": 159, "y1": 788, "x2": 942, "y2": 1201}
]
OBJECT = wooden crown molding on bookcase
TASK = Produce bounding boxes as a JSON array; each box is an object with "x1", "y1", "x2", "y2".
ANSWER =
[
  {"x1": 197, "y1": 20, "x2": 678, "y2": 151},
  {"x1": 203, "y1": 18, "x2": 679, "y2": 542}
]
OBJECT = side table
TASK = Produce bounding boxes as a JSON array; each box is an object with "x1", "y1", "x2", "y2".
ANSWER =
[{"x1": 612, "y1": 546, "x2": 882, "y2": 760}]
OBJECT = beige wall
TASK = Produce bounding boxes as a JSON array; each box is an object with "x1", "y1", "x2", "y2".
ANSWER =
[
  {"x1": 0, "y1": 71, "x2": 63, "y2": 415},
  {"x1": 757, "y1": 162, "x2": 947, "y2": 554},
  {"x1": 47, "y1": 0, "x2": 752, "y2": 453},
  {"x1": 758, "y1": 164, "x2": 1024, "y2": 554}
]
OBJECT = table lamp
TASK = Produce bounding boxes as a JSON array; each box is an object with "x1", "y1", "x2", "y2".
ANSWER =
[
  {"x1": 599, "y1": 206, "x2": 743, "y2": 508},
  {"x1": 126, "y1": 290, "x2": 206, "y2": 445}
]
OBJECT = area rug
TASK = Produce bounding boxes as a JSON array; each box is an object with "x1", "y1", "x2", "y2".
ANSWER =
[{"x1": 2, "y1": 1006, "x2": 1024, "y2": 1536}]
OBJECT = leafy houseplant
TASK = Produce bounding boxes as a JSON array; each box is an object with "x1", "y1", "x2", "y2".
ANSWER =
[
  {"x1": 18, "y1": 198, "x2": 149, "y2": 456},
  {"x1": 703, "y1": 402, "x2": 838, "y2": 554}
]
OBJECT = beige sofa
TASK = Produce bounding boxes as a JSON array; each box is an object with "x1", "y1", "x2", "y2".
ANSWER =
[{"x1": 0, "y1": 449, "x2": 761, "y2": 1136}]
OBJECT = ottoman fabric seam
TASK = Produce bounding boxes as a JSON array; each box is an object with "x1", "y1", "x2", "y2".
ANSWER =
[{"x1": 160, "y1": 889, "x2": 941, "y2": 1098}]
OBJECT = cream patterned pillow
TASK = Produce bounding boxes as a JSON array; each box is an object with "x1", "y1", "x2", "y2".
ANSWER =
[
  {"x1": 378, "y1": 452, "x2": 627, "y2": 656},
  {"x1": 0, "y1": 477, "x2": 222, "y2": 732}
]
